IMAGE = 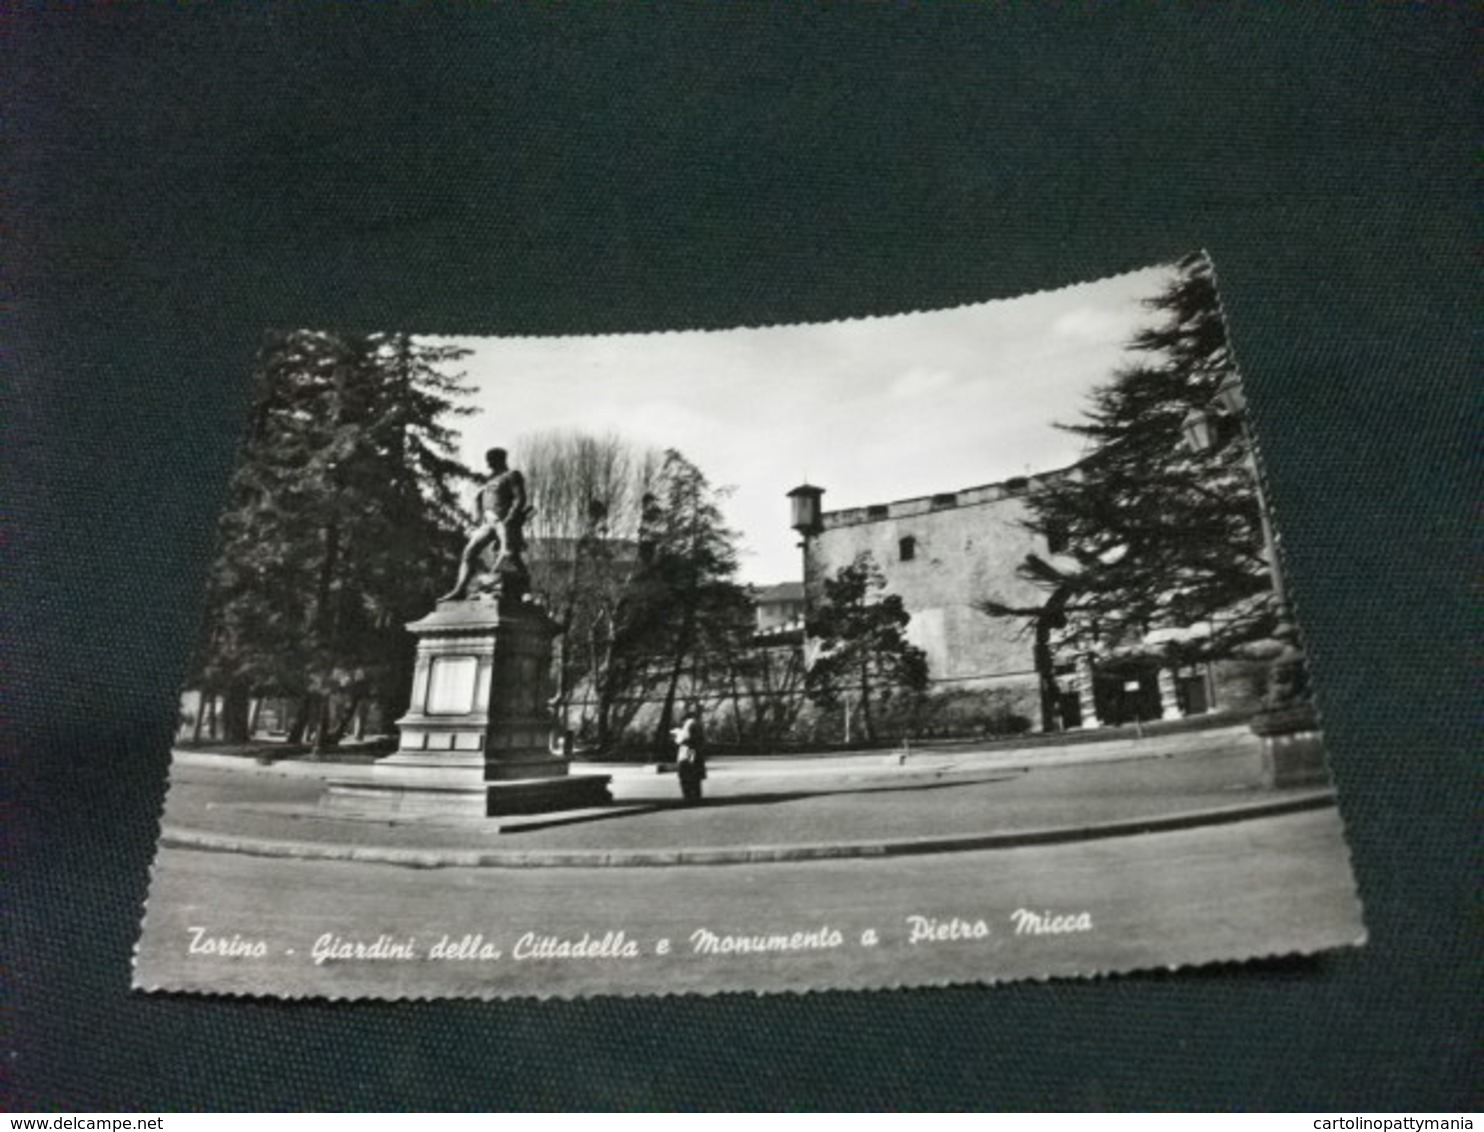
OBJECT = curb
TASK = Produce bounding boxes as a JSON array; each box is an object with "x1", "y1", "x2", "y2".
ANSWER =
[
  {"x1": 160, "y1": 789, "x2": 1337, "y2": 870},
  {"x1": 169, "y1": 726, "x2": 1254, "y2": 784}
]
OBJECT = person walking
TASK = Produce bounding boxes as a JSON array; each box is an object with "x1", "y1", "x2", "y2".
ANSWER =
[{"x1": 672, "y1": 706, "x2": 707, "y2": 805}]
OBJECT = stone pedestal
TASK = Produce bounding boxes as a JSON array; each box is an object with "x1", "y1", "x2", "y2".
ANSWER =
[
  {"x1": 327, "y1": 595, "x2": 610, "y2": 817},
  {"x1": 1249, "y1": 702, "x2": 1330, "y2": 788}
]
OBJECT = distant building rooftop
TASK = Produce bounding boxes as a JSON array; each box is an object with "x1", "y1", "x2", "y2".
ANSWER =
[{"x1": 755, "y1": 581, "x2": 805, "y2": 605}]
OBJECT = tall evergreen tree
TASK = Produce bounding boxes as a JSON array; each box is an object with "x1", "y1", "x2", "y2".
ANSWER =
[
  {"x1": 984, "y1": 253, "x2": 1271, "y2": 669},
  {"x1": 804, "y1": 552, "x2": 929, "y2": 742},
  {"x1": 190, "y1": 331, "x2": 474, "y2": 748},
  {"x1": 631, "y1": 449, "x2": 751, "y2": 752}
]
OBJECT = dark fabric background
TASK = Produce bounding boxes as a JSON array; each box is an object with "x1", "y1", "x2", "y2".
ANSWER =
[{"x1": 6, "y1": 3, "x2": 1478, "y2": 1112}]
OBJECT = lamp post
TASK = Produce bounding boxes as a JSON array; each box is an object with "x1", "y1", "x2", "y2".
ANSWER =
[
  {"x1": 1182, "y1": 374, "x2": 1327, "y2": 787},
  {"x1": 787, "y1": 483, "x2": 825, "y2": 604},
  {"x1": 788, "y1": 483, "x2": 825, "y2": 541},
  {"x1": 787, "y1": 482, "x2": 826, "y2": 684}
]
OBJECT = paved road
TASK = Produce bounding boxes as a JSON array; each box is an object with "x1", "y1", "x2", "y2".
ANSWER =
[
  {"x1": 159, "y1": 725, "x2": 1306, "y2": 855},
  {"x1": 135, "y1": 807, "x2": 1364, "y2": 999},
  {"x1": 135, "y1": 726, "x2": 1362, "y2": 997}
]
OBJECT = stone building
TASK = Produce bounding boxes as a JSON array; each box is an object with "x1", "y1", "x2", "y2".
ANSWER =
[
  {"x1": 753, "y1": 581, "x2": 806, "y2": 639},
  {"x1": 790, "y1": 472, "x2": 1260, "y2": 734},
  {"x1": 790, "y1": 476, "x2": 1055, "y2": 730}
]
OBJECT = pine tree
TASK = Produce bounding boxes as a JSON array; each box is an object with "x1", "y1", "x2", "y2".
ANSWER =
[
  {"x1": 190, "y1": 330, "x2": 474, "y2": 748},
  {"x1": 986, "y1": 253, "x2": 1271, "y2": 672},
  {"x1": 631, "y1": 450, "x2": 751, "y2": 753},
  {"x1": 804, "y1": 552, "x2": 929, "y2": 742}
]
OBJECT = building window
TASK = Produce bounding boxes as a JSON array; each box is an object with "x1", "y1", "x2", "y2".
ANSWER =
[
  {"x1": 930, "y1": 492, "x2": 957, "y2": 510},
  {"x1": 867, "y1": 504, "x2": 889, "y2": 520},
  {"x1": 1046, "y1": 520, "x2": 1069, "y2": 555},
  {"x1": 899, "y1": 535, "x2": 916, "y2": 562}
]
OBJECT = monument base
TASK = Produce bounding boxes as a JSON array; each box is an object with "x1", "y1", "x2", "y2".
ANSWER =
[
  {"x1": 487, "y1": 774, "x2": 614, "y2": 816},
  {"x1": 354, "y1": 593, "x2": 620, "y2": 818},
  {"x1": 321, "y1": 764, "x2": 614, "y2": 820},
  {"x1": 322, "y1": 772, "x2": 488, "y2": 818}
]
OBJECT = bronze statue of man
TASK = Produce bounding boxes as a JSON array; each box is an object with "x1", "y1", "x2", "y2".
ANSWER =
[{"x1": 440, "y1": 447, "x2": 533, "y2": 601}]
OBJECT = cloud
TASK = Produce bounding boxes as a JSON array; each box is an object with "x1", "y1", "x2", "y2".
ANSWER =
[
  {"x1": 1050, "y1": 305, "x2": 1127, "y2": 343},
  {"x1": 601, "y1": 400, "x2": 724, "y2": 454},
  {"x1": 889, "y1": 366, "x2": 957, "y2": 399},
  {"x1": 452, "y1": 262, "x2": 1178, "y2": 583}
]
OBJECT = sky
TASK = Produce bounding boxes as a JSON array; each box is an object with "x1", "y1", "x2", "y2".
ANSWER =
[{"x1": 441, "y1": 262, "x2": 1176, "y2": 584}]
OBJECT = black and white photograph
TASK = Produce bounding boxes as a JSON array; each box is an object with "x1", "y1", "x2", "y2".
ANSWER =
[{"x1": 133, "y1": 254, "x2": 1364, "y2": 1000}]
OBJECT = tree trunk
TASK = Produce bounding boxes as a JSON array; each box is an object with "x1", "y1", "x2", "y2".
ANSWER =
[
  {"x1": 594, "y1": 696, "x2": 611, "y2": 752},
  {"x1": 858, "y1": 658, "x2": 875, "y2": 742},
  {"x1": 1034, "y1": 628, "x2": 1058, "y2": 733},
  {"x1": 309, "y1": 517, "x2": 343, "y2": 757},
  {"x1": 654, "y1": 610, "x2": 694, "y2": 753},
  {"x1": 588, "y1": 616, "x2": 614, "y2": 752},
  {"x1": 286, "y1": 697, "x2": 311, "y2": 745},
  {"x1": 191, "y1": 690, "x2": 207, "y2": 743},
  {"x1": 726, "y1": 661, "x2": 746, "y2": 743},
  {"x1": 325, "y1": 692, "x2": 364, "y2": 746},
  {"x1": 312, "y1": 695, "x2": 339, "y2": 755},
  {"x1": 780, "y1": 648, "x2": 807, "y2": 736},
  {"x1": 222, "y1": 681, "x2": 252, "y2": 744}
]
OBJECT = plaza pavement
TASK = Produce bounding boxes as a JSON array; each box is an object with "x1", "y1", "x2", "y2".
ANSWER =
[
  {"x1": 157, "y1": 723, "x2": 1337, "y2": 866},
  {"x1": 136, "y1": 724, "x2": 1364, "y2": 998}
]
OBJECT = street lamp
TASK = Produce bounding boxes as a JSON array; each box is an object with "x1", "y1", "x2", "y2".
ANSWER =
[
  {"x1": 1183, "y1": 375, "x2": 1285, "y2": 614},
  {"x1": 788, "y1": 483, "x2": 825, "y2": 538},
  {"x1": 787, "y1": 483, "x2": 826, "y2": 678},
  {"x1": 1183, "y1": 373, "x2": 1326, "y2": 787}
]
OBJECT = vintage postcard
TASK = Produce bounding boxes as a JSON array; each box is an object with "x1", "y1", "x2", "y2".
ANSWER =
[{"x1": 134, "y1": 254, "x2": 1364, "y2": 999}]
